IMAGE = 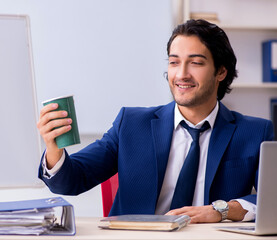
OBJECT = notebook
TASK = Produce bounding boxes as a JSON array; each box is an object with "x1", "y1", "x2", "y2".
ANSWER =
[
  {"x1": 217, "y1": 141, "x2": 277, "y2": 235},
  {"x1": 99, "y1": 214, "x2": 190, "y2": 231}
]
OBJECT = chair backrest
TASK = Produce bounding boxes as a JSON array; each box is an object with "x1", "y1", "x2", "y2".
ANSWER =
[{"x1": 100, "y1": 173, "x2": 119, "y2": 217}]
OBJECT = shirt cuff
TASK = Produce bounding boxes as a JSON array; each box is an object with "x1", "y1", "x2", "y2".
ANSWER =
[
  {"x1": 233, "y1": 199, "x2": 256, "y2": 222},
  {"x1": 42, "y1": 150, "x2": 65, "y2": 179}
]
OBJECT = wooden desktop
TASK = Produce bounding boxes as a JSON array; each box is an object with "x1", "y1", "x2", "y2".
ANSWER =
[{"x1": 0, "y1": 217, "x2": 277, "y2": 240}]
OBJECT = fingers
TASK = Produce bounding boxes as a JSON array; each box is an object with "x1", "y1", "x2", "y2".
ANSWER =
[
  {"x1": 37, "y1": 103, "x2": 72, "y2": 148},
  {"x1": 165, "y1": 206, "x2": 193, "y2": 216},
  {"x1": 39, "y1": 103, "x2": 58, "y2": 118},
  {"x1": 165, "y1": 205, "x2": 222, "y2": 224},
  {"x1": 38, "y1": 104, "x2": 67, "y2": 127},
  {"x1": 166, "y1": 207, "x2": 198, "y2": 223},
  {"x1": 40, "y1": 117, "x2": 72, "y2": 135},
  {"x1": 43, "y1": 123, "x2": 72, "y2": 143}
]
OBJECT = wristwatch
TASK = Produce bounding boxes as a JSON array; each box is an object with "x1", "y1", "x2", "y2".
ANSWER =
[{"x1": 212, "y1": 200, "x2": 229, "y2": 221}]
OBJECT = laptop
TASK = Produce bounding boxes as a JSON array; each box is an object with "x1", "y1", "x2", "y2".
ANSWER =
[{"x1": 217, "y1": 141, "x2": 277, "y2": 235}]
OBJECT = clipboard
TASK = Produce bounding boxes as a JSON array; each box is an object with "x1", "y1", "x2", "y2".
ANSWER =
[{"x1": 0, "y1": 197, "x2": 76, "y2": 235}]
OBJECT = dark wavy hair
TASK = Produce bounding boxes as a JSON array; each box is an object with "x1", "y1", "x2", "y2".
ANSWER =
[{"x1": 167, "y1": 19, "x2": 238, "y2": 100}]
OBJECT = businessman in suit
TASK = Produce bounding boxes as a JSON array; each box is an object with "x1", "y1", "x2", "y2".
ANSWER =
[{"x1": 37, "y1": 19, "x2": 274, "y2": 223}]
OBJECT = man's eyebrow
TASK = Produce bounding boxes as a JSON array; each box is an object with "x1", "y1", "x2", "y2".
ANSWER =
[
  {"x1": 168, "y1": 54, "x2": 207, "y2": 59},
  {"x1": 168, "y1": 54, "x2": 179, "y2": 58},
  {"x1": 188, "y1": 54, "x2": 207, "y2": 59}
]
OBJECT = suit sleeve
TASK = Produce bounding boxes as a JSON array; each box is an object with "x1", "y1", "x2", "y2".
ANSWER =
[
  {"x1": 240, "y1": 119, "x2": 274, "y2": 204},
  {"x1": 38, "y1": 107, "x2": 126, "y2": 195}
]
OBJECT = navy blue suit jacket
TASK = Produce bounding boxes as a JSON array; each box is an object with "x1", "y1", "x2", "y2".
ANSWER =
[{"x1": 39, "y1": 101, "x2": 274, "y2": 216}]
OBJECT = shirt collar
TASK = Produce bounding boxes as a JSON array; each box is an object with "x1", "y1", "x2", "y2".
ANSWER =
[{"x1": 174, "y1": 101, "x2": 219, "y2": 130}]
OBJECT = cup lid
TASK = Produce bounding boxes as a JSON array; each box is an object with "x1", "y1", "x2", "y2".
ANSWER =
[{"x1": 42, "y1": 95, "x2": 74, "y2": 104}]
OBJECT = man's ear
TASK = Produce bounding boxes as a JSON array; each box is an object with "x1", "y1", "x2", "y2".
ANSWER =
[{"x1": 216, "y1": 66, "x2": 227, "y2": 82}]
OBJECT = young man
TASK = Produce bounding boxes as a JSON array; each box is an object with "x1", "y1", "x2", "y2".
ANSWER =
[{"x1": 37, "y1": 19, "x2": 273, "y2": 223}]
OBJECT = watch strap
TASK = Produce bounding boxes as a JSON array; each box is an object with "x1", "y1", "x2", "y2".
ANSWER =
[{"x1": 212, "y1": 200, "x2": 229, "y2": 221}]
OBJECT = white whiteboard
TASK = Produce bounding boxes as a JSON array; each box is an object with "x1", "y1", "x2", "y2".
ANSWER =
[{"x1": 0, "y1": 15, "x2": 42, "y2": 187}]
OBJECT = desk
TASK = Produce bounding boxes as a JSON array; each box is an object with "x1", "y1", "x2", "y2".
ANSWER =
[{"x1": 0, "y1": 217, "x2": 276, "y2": 240}]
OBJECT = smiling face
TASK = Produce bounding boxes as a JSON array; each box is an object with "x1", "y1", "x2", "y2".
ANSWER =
[{"x1": 168, "y1": 35, "x2": 226, "y2": 119}]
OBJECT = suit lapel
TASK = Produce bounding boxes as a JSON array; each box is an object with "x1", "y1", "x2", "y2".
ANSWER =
[
  {"x1": 204, "y1": 102, "x2": 236, "y2": 205},
  {"x1": 151, "y1": 101, "x2": 175, "y2": 199}
]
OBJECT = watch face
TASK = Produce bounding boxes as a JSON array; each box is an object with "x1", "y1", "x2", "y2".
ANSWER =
[
  {"x1": 214, "y1": 200, "x2": 227, "y2": 210},
  {"x1": 212, "y1": 200, "x2": 229, "y2": 221}
]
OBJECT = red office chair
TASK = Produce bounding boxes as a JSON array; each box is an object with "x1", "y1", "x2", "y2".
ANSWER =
[{"x1": 100, "y1": 173, "x2": 119, "y2": 217}]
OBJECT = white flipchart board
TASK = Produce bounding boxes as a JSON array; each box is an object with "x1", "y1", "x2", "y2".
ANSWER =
[{"x1": 0, "y1": 15, "x2": 42, "y2": 187}]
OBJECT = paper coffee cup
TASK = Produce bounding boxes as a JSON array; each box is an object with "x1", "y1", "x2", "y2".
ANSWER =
[{"x1": 42, "y1": 95, "x2": 80, "y2": 149}]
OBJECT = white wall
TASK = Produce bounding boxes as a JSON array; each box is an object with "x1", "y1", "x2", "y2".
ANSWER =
[
  {"x1": 0, "y1": 135, "x2": 104, "y2": 217},
  {"x1": 0, "y1": 0, "x2": 173, "y2": 134},
  {"x1": 0, "y1": 0, "x2": 173, "y2": 217}
]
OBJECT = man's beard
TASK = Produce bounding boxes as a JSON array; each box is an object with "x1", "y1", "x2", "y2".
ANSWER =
[{"x1": 170, "y1": 78, "x2": 217, "y2": 108}]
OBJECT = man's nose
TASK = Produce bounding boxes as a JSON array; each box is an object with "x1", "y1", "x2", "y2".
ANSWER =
[{"x1": 176, "y1": 63, "x2": 191, "y2": 79}]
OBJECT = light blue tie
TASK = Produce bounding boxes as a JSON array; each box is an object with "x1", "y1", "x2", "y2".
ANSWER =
[{"x1": 170, "y1": 120, "x2": 210, "y2": 209}]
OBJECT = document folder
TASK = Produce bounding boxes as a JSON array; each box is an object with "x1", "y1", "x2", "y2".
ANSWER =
[
  {"x1": 271, "y1": 98, "x2": 277, "y2": 141},
  {"x1": 0, "y1": 197, "x2": 75, "y2": 235},
  {"x1": 262, "y1": 40, "x2": 277, "y2": 82}
]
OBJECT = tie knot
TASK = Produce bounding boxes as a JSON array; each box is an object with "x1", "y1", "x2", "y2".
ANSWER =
[{"x1": 180, "y1": 120, "x2": 210, "y2": 141}]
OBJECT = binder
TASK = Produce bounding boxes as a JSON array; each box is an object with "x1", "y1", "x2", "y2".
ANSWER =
[
  {"x1": 0, "y1": 197, "x2": 75, "y2": 235},
  {"x1": 271, "y1": 98, "x2": 277, "y2": 141},
  {"x1": 262, "y1": 40, "x2": 277, "y2": 82}
]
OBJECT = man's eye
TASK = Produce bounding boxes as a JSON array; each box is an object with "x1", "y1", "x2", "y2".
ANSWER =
[
  {"x1": 192, "y1": 61, "x2": 203, "y2": 65},
  {"x1": 169, "y1": 61, "x2": 178, "y2": 65}
]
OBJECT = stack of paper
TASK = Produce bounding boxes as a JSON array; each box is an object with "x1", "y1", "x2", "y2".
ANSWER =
[
  {"x1": 0, "y1": 207, "x2": 56, "y2": 235},
  {"x1": 0, "y1": 197, "x2": 76, "y2": 236},
  {"x1": 190, "y1": 12, "x2": 220, "y2": 24}
]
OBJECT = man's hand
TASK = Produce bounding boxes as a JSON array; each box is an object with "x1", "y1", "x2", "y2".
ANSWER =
[
  {"x1": 165, "y1": 201, "x2": 248, "y2": 223},
  {"x1": 37, "y1": 103, "x2": 72, "y2": 169},
  {"x1": 166, "y1": 205, "x2": 221, "y2": 223}
]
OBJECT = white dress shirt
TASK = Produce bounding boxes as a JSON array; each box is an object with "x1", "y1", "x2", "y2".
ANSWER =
[
  {"x1": 43, "y1": 102, "x2": 255, "y2": 221},
  {"x1": 155, "y1": 103, "x2": 217, "y2": 214}
]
